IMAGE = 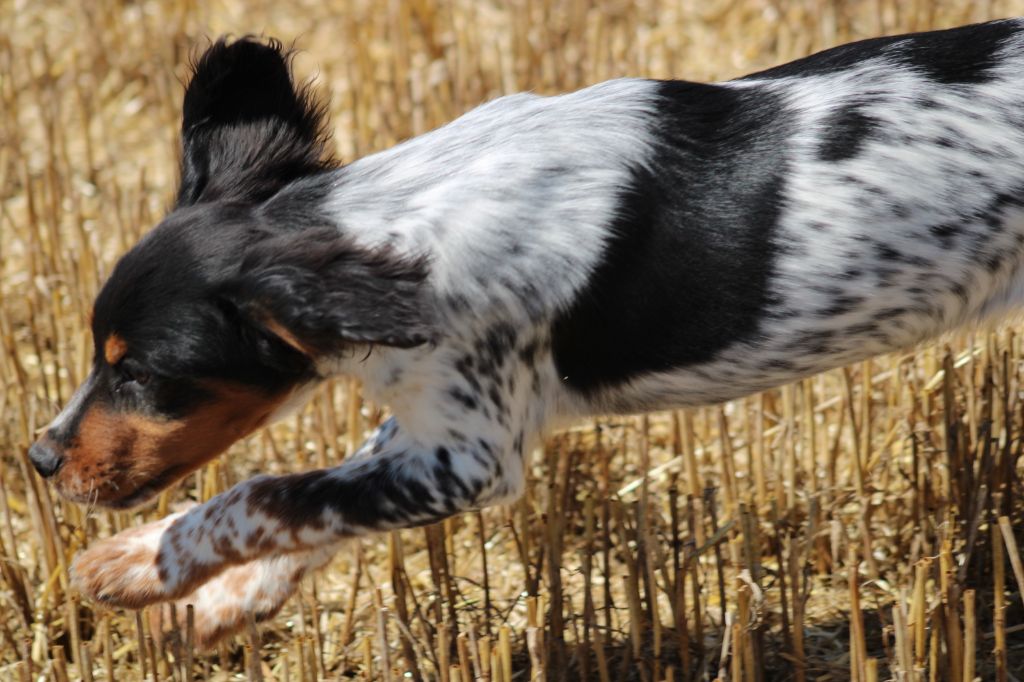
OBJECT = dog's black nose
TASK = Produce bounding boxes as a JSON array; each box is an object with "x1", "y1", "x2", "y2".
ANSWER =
[{"x1": 29, "y1": 437, "x2": 65, "y2": 478}]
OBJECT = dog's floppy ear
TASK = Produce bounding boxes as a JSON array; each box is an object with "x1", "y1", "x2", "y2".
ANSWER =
[
  {"x1": 177, "y1": 36, "x2": 335, "y2": 206},
  {"x1": 219, "y1": 228, "x2": 438, "y2": 357}
]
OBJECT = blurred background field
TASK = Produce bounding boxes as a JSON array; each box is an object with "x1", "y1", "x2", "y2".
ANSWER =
[{"x1": 5, "y1": 0, "x2": 1024, "y2": 679}]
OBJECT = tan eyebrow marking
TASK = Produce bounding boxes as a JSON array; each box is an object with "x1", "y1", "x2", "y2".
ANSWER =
[
  {"x1": 263, "y1": 317, "x2": 314, "y2": 357},
  {"x1": 104, "y1": 333, "x2": 128, "y2": 365}
]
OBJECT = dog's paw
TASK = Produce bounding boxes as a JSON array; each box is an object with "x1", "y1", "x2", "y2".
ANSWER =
[
  {"x1": 148, "y1": 548, "x2": 336, "y2": 650},
  {"x1": 71, "y1": 512, "x2": 205, "y2": 609}
]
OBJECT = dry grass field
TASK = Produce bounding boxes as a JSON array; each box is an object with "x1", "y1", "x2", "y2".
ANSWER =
[{"x1": 5, "y1": 0, "x2": 1024, "y2": 679}]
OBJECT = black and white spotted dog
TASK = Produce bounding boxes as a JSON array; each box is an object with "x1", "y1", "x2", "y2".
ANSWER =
[{"x1": 27, "y1": 19, "x2": 1024, "y2": 645}]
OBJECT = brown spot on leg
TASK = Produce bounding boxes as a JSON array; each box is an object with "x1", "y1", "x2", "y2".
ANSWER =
[{"x1": 148, "y1": 552, "x2": 315, "y2": 650}]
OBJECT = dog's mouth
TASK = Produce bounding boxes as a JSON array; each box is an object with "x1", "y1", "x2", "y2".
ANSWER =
[
  {"x1": 110, "y1": 464, "x2": 195, "y2": 509},
  {"x1": 58, "y1": 464, "x2": 189, "y2": 511},
  {"x1": 47, "y1": 379, "x2": 292, "y2": 510},
  {"x1": 103, "y1": 478, "x2": 170, "y2": 510}
]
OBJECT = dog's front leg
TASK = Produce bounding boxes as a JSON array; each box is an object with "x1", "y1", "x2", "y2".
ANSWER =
[{"x1": 71, "y1": 418, "x2": 519, "y2": 609}]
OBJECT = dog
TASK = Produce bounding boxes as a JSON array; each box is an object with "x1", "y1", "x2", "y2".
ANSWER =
[{"x1": 27, "y1": 19, "x2": 1024, "y2": 647}]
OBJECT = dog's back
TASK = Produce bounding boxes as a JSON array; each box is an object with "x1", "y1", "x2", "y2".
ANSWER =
[{"x1": 301, "y1": 19, "x2": 1024, "y2": 414}]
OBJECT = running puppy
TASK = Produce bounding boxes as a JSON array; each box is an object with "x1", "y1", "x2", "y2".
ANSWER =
[{"x1": 29, "y1": 20, "x2": 1024, "y2": 647}]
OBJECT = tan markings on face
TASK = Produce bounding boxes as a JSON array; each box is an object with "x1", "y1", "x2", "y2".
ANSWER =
[
  {"x1": 55, "y1": 381, "x2": 289, "y2": 507},
  {"x1": 104, "y1": 333, "x2": 128, "y2": 365}
]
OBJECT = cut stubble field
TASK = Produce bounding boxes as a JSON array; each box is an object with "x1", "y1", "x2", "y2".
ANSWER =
[{"x1": 3, "y1": 0, "x2": 1024, "y2": 679}]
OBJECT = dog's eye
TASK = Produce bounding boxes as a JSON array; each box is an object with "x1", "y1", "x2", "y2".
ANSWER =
[
  {"x1": 129, "y1": 369, "x2": 151, "y2": 386},
  {"x1": 120, "y1": 363, "x2": 151, "y2": 387}
]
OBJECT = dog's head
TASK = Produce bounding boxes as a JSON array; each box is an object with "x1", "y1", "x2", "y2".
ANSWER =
[{"x1": 29, "y1": 37, "x2": 436, "y2": 508}]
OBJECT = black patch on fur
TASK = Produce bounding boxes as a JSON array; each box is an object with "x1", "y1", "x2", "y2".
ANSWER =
[
  {"x1": 875, "y1": 307, "x2": 907, "y2": 321},
  {"x1": 518, "y1": 340, "x2": 539, "y2": 363},
  {"x1": 839, "y1": 267, "x2": 862, "y2": 280},
  {"x1": 487, "y1": 385, "x2": 505, "y2": 411},
  {"x1": 432, "y1": 446, "x2": 473, "y2": 503},
  {"x1": 474, "y1": 324, "x2": 516, "y2": 383},
  {"x1": 742, "y1": 20, "x2": 1018, "y2": 85},
  {"x1": 875, "y1": 243, "x2": 903, "y2": 261},
  {"x1": 892, "y1": 204, "x2": 911, "y2": 219},
  {"x1": 260, "y1": 174, "x2": 337, "y2": 226},
  {"x1": 218, "y1": 226, "x2": 437, "y2": 352},
  {"x1": 454, "y1": 355, "x2": 482, "y2": 393},
  {"x1": 178, "y1": 37, "x2": 336, "y2": 206},
  {"x1": 818, "y1": 295, "x2": 864, "y2": 317},
  {"x1": 448, "y1": 386, "x2": 479, "y2": 411},
  {"x1": 929, "y1": 222, "x2": 961, "y2": 249},
  {"x1": 551, "y1": 80, "x2": 789, "y2": 393},
  {"x1": 819, "y1": 105, "x2": 879, "y2": 162}
]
